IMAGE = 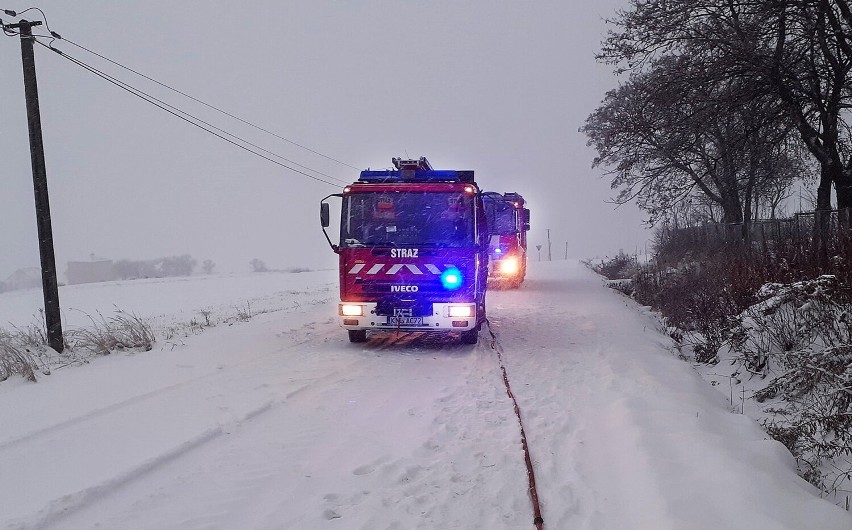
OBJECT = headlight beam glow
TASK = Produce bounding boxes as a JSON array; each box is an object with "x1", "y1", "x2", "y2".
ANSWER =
[{"x1": 498, "y1": 257, "x2": 520, "y2": 275}]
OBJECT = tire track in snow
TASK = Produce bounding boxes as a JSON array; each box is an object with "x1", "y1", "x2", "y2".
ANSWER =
[
  {"x1": 323, "y1": 342, "x2": 530, "y2": 529},
  {"x1": 343, "y1": 321, "x2": 546, "y2": 527},
  {"x1": 1, "y1": 312, "x2": 348, "y2": 453},
  {"x1": 29, "y1": 352, "x2": 371, "y2": 530},
  {"x1": 1, "y1": 317, "x2": 363, "y2": 530},
  {"x1": 0, "y1": 375, "x2": 224, "y2": 451},
  {"x1": 8, "y1": 400, "x2": 278, "y2": 530},
  {"x1": 43, "y1": 338, "x2": 507, "y2": 529}
]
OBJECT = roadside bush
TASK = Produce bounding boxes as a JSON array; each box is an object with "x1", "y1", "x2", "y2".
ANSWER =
[
  {"x1": 761, "y1": 343, "x2": 852, "y2": 493},
  {"x1": 729, "y1": 276, "x2": 852, "y2": 491},
  {"x1": 634, "y1": 258, "x2": 747, "y2": 363},
  {"x1": 590, "y1": 251, "x2": 639, "y2": 280}
]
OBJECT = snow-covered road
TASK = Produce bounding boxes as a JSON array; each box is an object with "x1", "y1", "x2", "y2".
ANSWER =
[{"x1": 1, "y1": 261, "x2": 849, "y2": 529}]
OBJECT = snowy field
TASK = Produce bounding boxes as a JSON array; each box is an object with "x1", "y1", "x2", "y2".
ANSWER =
[
  {"x1": 0, "y1": 269, "x2": 339, "y2": 330},
  {"x1": 1, "y1": 261, "x2": 850, "y2": 529}
]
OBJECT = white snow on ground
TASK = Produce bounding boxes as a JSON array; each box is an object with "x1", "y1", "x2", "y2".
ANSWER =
[
  {"x1": 1, "y1": 261, "x2": 849, "y2": 529},
  {"x1": 0, "y1": 270, "x2": 338, "y2": 330}
]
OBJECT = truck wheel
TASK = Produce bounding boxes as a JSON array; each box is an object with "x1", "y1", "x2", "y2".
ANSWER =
[
  {"x1": 348, "y1": 330, "x2": 367, "y2": 343},
  {"x1": 460, "y1": 329, "x2": 478, "y2": 344}
]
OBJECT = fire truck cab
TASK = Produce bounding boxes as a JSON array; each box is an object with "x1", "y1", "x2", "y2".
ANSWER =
[
  {"x1": 320, "y1": 157, "x2": 489, "y2": 344},
  {"x1": 483, "y1": 192, "x2": 530, "y2": 288}
]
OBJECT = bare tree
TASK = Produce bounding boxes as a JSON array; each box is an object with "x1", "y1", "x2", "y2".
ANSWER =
[
  {"x1": 599, "y1": 0, "x2": 852, "y2": 211},
  {"x1": 583, "y1": 53, "x2": 801, "y2": 226}
]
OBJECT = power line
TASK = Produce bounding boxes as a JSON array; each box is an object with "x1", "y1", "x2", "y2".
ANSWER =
[
  {"x1": 59, "y1": 36, "x2": 361, "y2": 171},
  {"x1": 1, "y1": 8, "x2": 50, "y2": 37},
  {"x1": 9, "y1": 7, "x2": 357, "y2": 172},
  {"x1": 15, "y1": 7, "x2": 53, "y2": 31},
  {"x1": 34, "y1": 9, "x2": 360, "y2": 172},
  {"x1": 1, "y1": 16, "x2": 347, "y2": 187},
  {"x1": 47, "y1": 40, "x2": 350, "y2": 185},
  {"x1": 31, "y1": 38, "x2": 346, "y2": 188},
  {"x1": 1, "y1": 8, "x2": 359, "y2": 186}
]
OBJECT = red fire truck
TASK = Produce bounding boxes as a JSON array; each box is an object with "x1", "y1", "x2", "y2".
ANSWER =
[
  {"x1": 483, "y1": 192, "x2": 530, "y2": 288},
  {"x1": 320, "y1": 157, "x2": 489, "y2": 343}
]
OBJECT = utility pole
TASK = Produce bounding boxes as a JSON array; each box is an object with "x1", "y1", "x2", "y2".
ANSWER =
[
  {"x1": 10, "y1": 19, "x2": 64, "y2": 352},
  {"x1": 546, "y1": 229, "x2": 552, "y2": 261},
  {"x1": 536, "y1": 244, "x2": 542, "y2": 262},
  {"x1": 565, "y1": 242, "x2": 568, "y2": 260}
]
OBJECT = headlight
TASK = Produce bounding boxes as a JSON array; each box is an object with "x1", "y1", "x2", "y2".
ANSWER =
[
  {"x1": 499, "y1": 257, "x2": 520, "y2": 275},
  {"x1": 340, "y1": 304, "x2": 364, "y2": 316},
  {"x1": 448, "y1": 305, "x2": 474, "y2": 318}
]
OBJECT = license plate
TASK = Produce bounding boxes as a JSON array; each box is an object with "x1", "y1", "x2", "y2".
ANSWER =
[{"x1": 388, "y1": 316, "x2": 423, "y2": 326}]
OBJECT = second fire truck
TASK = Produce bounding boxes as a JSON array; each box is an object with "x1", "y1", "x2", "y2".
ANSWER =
[{"x1": 483, "y1": 192, "x2": 530, "y2": 288}]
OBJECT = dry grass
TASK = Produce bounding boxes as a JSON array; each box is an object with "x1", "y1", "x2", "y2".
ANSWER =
[
  {"x1": 0, "y1": 295, "x2": 315, "y2": 385},
  {"x1": 0, "y1": 329, "x2": 41, "y2": 382},
  {"x1": 67, "y1": 309, "x2": 155, "y2": 354}
]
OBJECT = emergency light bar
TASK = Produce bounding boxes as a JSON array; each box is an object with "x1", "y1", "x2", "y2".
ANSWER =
[{"x1": 358, "y1": 169, "x2": 475, "y2": 183}]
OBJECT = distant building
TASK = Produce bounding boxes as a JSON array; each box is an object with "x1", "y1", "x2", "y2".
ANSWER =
[
  {"x1": 66, "y1": 259, "x2": 115, "y2": 285},
  {"x1": 4, "y1": 267, "x2": 42, "y2": 291}
]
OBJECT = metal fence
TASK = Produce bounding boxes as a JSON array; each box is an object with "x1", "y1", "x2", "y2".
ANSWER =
[{"x1": 660, "y1": 208, "x2": 852, "y2": 258}]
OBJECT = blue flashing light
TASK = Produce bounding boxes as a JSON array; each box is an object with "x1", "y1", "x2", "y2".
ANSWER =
[
  {"x1": 494, "y1": 248, "x2": 502, "y2": 254},
  {"x1": 359, "y1": 169, "x2": 474, "y2": 183},
  {"x1": 441, "y1": 267, "x2": 463, "y2": 290}
]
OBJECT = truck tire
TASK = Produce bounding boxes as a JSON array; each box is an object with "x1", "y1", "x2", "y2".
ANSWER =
[
  {"x1": 348, "y1": 330, "x2": 367, "y2": 343},
  {"x1": 460, "y1": 328, "x2": 478, "y2": 344}
]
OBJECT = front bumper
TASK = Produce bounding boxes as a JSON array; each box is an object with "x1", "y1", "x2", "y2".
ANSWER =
[{"x1": 338, "y1": 302, "x2": 478, "y2": 332}]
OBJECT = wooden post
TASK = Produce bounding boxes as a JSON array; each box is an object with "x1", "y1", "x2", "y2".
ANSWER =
[{"x1": 11, "y1": 20, "x2": 64, "y2": 352}]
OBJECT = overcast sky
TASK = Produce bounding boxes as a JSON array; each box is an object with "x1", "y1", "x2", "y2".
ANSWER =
[{"x1": 0, "y1": 0, "x2": 647, "y2": 280}]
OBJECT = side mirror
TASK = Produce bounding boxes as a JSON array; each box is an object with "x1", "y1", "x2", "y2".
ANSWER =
[
  {"x1": 523, "y1": 208, "x2": 531, "y2": 231},
  {"x1": 320, "y1": 202, "x2": 330, "y2": 228},
  {"x1": 320, "y1": 193, "x2": 343, "y2": 253}
]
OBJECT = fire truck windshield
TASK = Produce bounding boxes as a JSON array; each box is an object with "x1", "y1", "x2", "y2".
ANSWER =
[
  {"x1": 486, "y1": 201, "x2": 517, "y2": 236},
  {"x1": 340, "y1": 191, "x2": 475, "y2": 248}
]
